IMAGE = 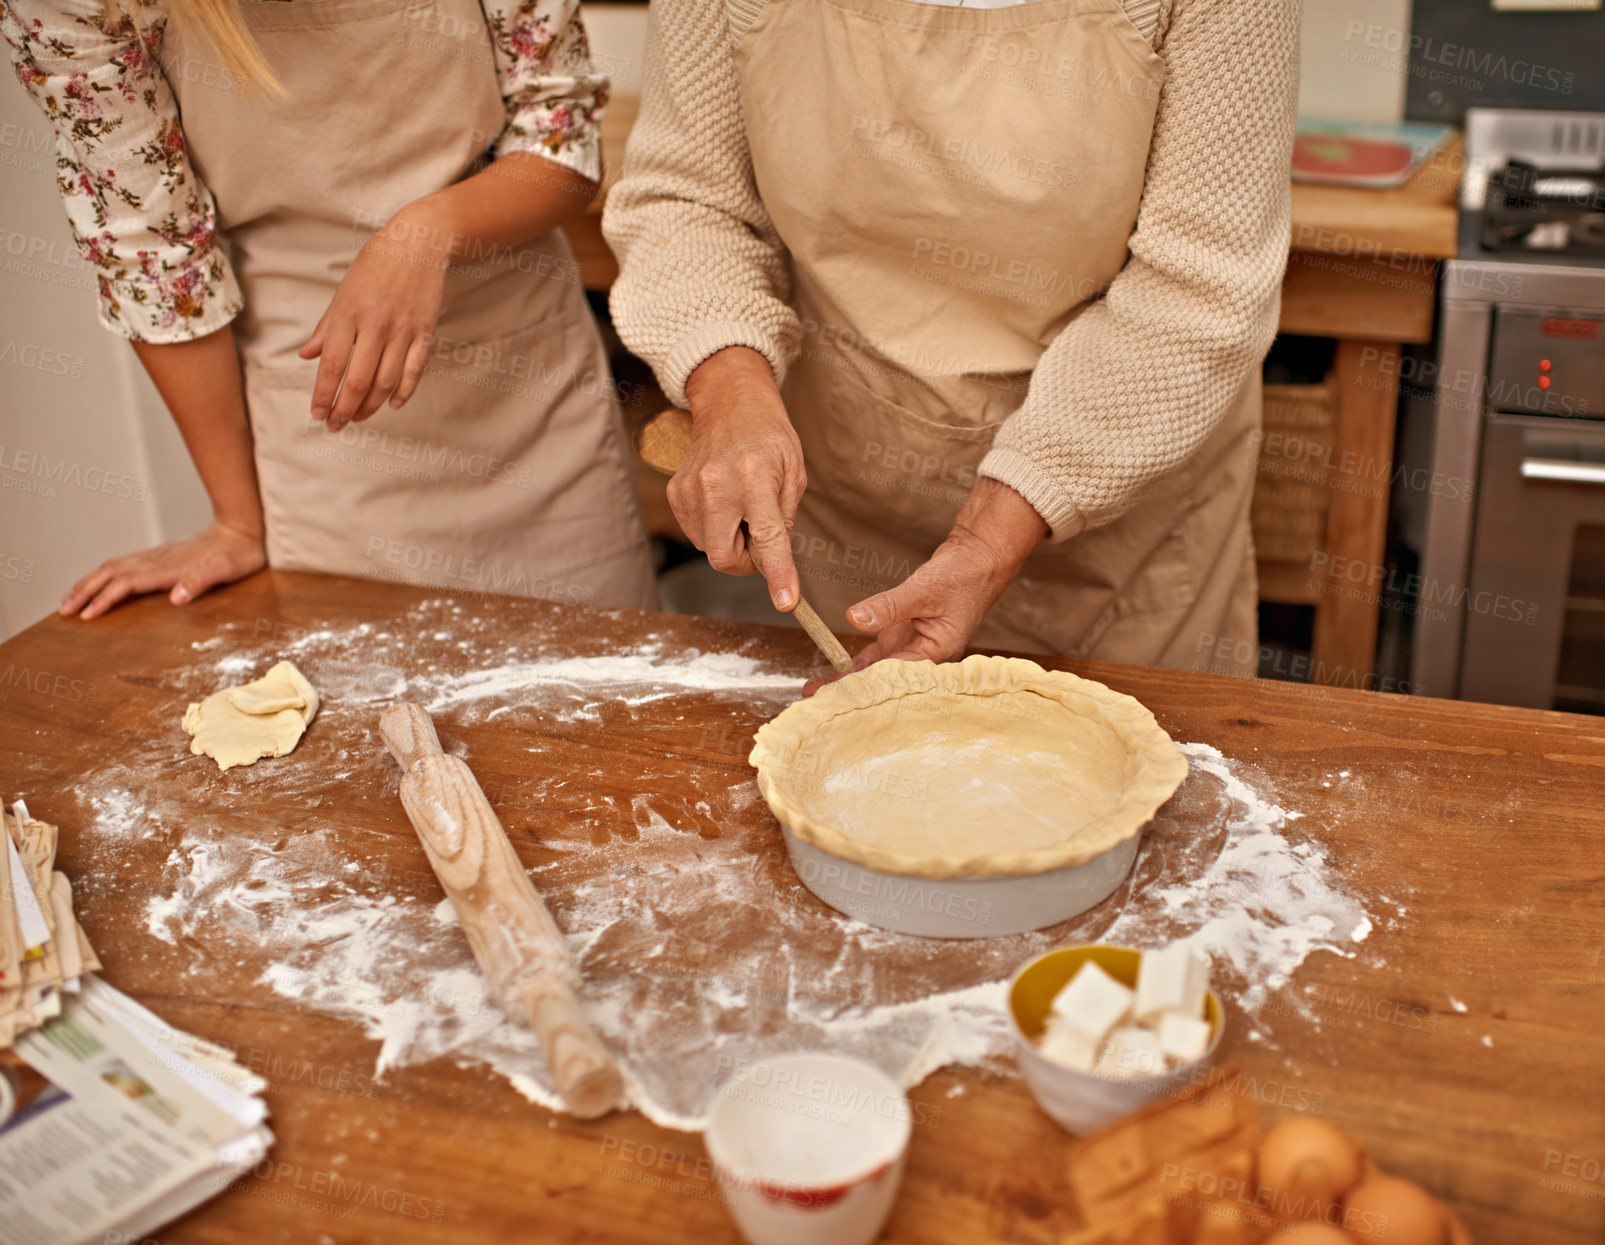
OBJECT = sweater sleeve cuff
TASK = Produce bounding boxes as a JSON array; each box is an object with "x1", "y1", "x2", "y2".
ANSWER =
[
  {"x1": 978, "y1": 447, "x2": 1086, "y2": 542},
  {"x1": 659, "y1": 319, "x2": 790, "y2": 408}
]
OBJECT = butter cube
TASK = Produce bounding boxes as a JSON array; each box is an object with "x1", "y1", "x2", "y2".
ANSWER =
[
  {"x1": 1049, "y1": 961, "x2": 1134, "y2": 1045},
  {"x1": 1156, "y1": 1010, "x2": 1213, "y2": 1066},
  {"x1": 1095, "y1": 1026, "x2": 1167, "y2": 1080},
  {"x1": 1134, "y1": 942, "x2": 1209, "y2": 1023},
  {"x1": 1036, "y1": 1016, "x2": 1100, "y2": 1072}
]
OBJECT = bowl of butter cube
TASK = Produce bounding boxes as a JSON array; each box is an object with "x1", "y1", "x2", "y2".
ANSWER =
[{"x1": 1007, "y1": 941, "x2": 1223, "y2": 1134}]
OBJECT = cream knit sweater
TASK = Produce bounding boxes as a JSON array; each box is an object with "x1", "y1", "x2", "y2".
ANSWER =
[{"x1": 603, "y1": 0, "x2": 1299, "y2": 539}]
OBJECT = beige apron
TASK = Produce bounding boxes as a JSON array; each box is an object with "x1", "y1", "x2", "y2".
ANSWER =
[
  {"x1": 159, "y1": 0, "x2": 656, "y2": 609},
  {"x1": 734, "y1": 0, "x2": 1260, "y2": 672}
]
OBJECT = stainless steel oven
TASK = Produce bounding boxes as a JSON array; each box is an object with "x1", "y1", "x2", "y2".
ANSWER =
[
  {"x1": 1414, "y1": 109, "x2": 1605, "y2": 712},
  {"x1": 1460, "y1": 409, "x2": 1605, "y2": 712}
]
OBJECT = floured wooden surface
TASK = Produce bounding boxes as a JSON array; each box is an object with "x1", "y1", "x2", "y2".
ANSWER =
[
  {"x1": 67, "y1": 599, "x2": 1372, "y2": 1130},
  {"x1": 7, "y1": 572, "x2": 1599, "y2": 1243}
]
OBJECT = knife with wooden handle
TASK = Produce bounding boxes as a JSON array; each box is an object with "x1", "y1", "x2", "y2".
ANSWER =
[
  {"x1": 637, "y1": 407, "x2": 854, "y2": 674},
  {"x1": 379, "y1": 703, "x2": 623, "y2": 1119}
]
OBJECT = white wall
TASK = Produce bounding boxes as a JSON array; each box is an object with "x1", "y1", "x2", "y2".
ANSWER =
[
  {"x1": 584, "y1": 1, "x2": 1420, "y2": 124},
  {"x1": 584, "y1": 2, "x2": 649, "y2": 94},
  {"x1": 0, "y1": 82, "x2": 209, "y2": 641},
  {"x1": 1299, "y1": 0, "x2": 1414, "y2": 122}
]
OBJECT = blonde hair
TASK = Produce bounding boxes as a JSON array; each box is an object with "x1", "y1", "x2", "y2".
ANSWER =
[{"x1": 110, "y1": 0, "x2": 283, "y2": 96}]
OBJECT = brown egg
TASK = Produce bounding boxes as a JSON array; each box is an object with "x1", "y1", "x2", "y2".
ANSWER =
[
  {"x1": 1257, "y1": 1117, "x2": 1364, "y2": 1221},
  {"x1": 1264, "y1": 1227, "x2": 1354, "y2": 1245},
  {"x1": 1341, "y1": 1173, "x2": 1445, "y2": 1245}
]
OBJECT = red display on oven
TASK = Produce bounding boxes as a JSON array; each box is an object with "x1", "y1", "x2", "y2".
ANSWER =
[{"x1": 1540, "y1": 317, "x2": 1601, "y2": 339}]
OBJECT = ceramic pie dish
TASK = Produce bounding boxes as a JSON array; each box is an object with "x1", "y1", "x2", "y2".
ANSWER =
[{"x1": 749, "y1": 655, "x2": 1189, "y2": 938}]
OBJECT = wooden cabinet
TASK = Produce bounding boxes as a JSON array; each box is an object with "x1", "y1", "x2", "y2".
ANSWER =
[{"x1": 1270, "y1": 138, "x2": 1460, "y2": 685}]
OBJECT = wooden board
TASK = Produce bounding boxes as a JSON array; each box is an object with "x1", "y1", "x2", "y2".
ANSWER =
[
  {"x1": 1277, "y1": 250, "x2": 1439, "y2": 344},
  {"x1": 1254, "y1": 559, "x2": 1322, "y2": 608},
  {"x1": 1289, "y1": 135, "x2": 1463, "y2": 262},
  {"x1": 1, "y1": 570, "x2": 1601, "y2": 1244}
]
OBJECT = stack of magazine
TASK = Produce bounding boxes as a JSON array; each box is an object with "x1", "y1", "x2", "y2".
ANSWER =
[
  {"x1": 1, "y1": 800, "x2": 273, "y2": 1244},
  {"x1": 1, "y1": 800, "x2": 99, "y2": 1044}
]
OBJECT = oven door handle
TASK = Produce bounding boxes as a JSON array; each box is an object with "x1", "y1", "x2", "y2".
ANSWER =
[{"x1": 1520, "y1": 457, "x2": 1605, "y2": 486}]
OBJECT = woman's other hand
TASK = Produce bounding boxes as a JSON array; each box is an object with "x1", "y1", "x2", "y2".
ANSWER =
[
  {"x1": 803, "y1": 479, "x2": 1048, "y2": 694},
  {"x1": 300, "y1": 202, "x2": 450, "y2": 430},
  {"x1": 60, "y1": 520, "x2": 267, "y2": 620},
  {"x1": 675, "y1": 346, "x2": 806, "y2": 612}
]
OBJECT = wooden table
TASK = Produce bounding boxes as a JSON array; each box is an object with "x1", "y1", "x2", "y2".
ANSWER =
[{"x1": 3, "y1": 571, "x2": 1601, "y2": 1243}]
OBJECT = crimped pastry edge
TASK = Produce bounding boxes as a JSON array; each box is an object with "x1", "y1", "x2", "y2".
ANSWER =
[{"x1": 748, "y1": 655, "x2": 1189, "y2": 880}]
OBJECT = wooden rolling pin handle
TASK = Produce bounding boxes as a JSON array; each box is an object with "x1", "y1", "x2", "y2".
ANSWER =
[
  {"x1": 383, "y1": 705, "x2": 623, "y2": 1118},
  {"x1": 380, "y1": 703, "x2": 444, "y2": 770},
  {"x1": 513, "y1": 977, "x2": 625, "y2": 1119},
  {"x1": 637, "y1": 407, "x2": 854, "y2": 674}
]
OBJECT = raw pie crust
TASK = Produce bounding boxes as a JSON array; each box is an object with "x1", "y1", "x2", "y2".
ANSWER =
[
  {"x1": 182, "y1": 660, "x2": 320, "y2": 772},
  {"x1": 749, "y1": 655, "x2": 1188, "y2": 880}
]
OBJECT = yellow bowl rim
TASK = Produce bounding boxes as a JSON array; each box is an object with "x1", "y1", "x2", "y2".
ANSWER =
[{"x1": 1006, "y1": 943, "x2": 1224, "y2": 1057}]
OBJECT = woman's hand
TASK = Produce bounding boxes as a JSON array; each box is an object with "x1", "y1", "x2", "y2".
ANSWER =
[
  {"x1": 804, "y1": 479, "x2": 1048, "y2": 694},
  {"x1": 300, "y1": 202, "x2": 450, "y2": 430},
  {"x1": 60, "y1": 520, "x2": 266, "y2": 620},
  {"x1": 675, "y1": 346, "x2": 806, "y2": 611}
]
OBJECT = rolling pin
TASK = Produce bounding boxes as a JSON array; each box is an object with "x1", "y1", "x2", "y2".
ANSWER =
[
  {"x1": 637, "y1": 407, "x2": 854, "y2": 674},
  {"x1": 379, "y1": 703, "x2": 622, "y2": 1118}
]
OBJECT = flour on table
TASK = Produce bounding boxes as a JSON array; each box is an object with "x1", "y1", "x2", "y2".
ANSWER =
[
  {"x1": 79, "y1": 605, "x2": 1373, "y2": 1130},
  {"x1": 425, "y1": 653, "x2": 799, "y2": 717},
  {"x1": 87, "y1": 785, "x2": 166, "y2": 841},
  {"x1": 1103, "y1": 743, "x2": 1372, "y2": 1013}
]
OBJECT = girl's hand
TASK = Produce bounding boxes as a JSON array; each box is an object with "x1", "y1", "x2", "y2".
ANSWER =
[
  {"x1": 60, "y1": 520, "x2": 266, "y2": 620},
  {"x1": 300, "y1": 203, "x2": 450, "y2": 430},
  {"x1": 676, "y1": 346, "x2": 807, "y2": 612}
]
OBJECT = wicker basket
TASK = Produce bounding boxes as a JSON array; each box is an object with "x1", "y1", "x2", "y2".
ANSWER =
[{"x1": 1252, "y1": 378, "x2": 1335, "y2": 563}]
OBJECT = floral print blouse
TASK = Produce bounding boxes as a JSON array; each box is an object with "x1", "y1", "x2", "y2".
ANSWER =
[{"x1": 0, "y1": 0, "x2": 608, "y2": 342}]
